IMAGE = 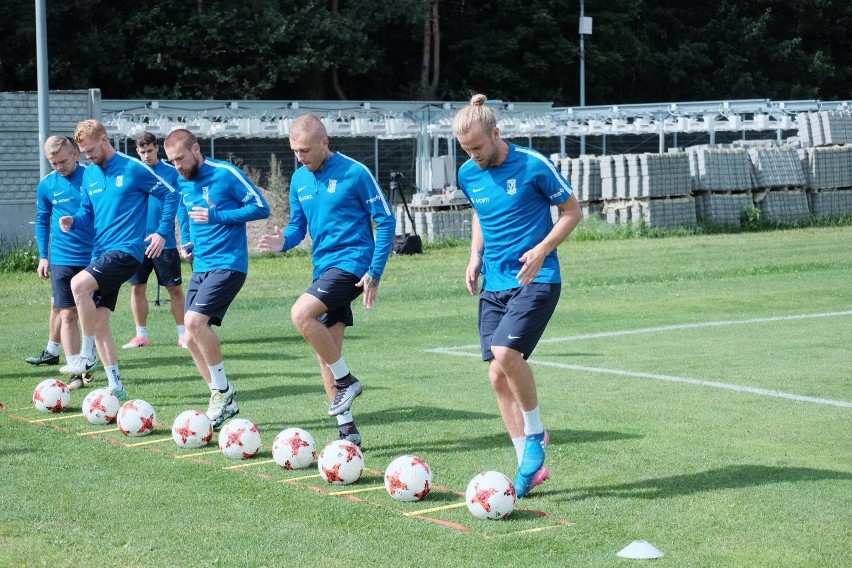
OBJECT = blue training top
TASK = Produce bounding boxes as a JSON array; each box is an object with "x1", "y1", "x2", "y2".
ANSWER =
[
  {"x1": 35, "y1": 163, "x2": 94, "y2": 266},
  {"x1": 458, "y1": 143, "x2": 573, "y2": 292},
  {"x1": 175, "y1": 156, "x2": 270, "y2": 274},
  {"x1": 71, "y1": 152, "x2": 179, "y2": 263},
  {"x1": 283, "y1": 152, "x2": 395, "y2": 280},
  {"x1": 140, "y1": 160, "x2": 187, "y2": 251}
]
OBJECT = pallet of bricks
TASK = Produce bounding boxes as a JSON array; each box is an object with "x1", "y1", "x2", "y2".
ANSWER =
[
  {"x1": 747, "y1": 142, "x2": 809, "y2": 222},
  {"x1": 801, "y1": 145, "x2": 852, "y2": 217},
  {"x1": 558, "y1": 155, "x2": 603, "y2": 218},
  {"x1": 600, "y1": 152, "x2": 694, "y2": 228},
  {"x1": 688, "y1": 145, "x2": 755, "y2": 226}
]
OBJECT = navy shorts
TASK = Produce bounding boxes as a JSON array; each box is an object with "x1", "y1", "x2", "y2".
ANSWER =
[
  {"x1": 85, "y1": 251, "x2": 142, "y2": 311},
  {"x1": 185, "y1": 269, "x2": 247, "y2": 326},
  {"x1": 128, "y1": 248, "x2": 183, "y2": 287},
  {"x1": 51, "y1": 264, "x2": 86, "y2": 308},
  {"x1": 306, "y1": 268, "x2": 363, "y2": 328},
  {"x1": 478, "y1": 282, "x2": 561, "y2": 361}
]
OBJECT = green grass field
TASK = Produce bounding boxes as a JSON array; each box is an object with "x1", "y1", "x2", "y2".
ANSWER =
[{"x1": 1, "y1": 227, "x2": 850, "y2": 567}]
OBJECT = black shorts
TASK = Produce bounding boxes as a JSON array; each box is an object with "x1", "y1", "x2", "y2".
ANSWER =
[
  {"x1": 51, "y1": 265, "x2": 86, "y2": 308},
  {"x1": 185, "y1": 269, "x2": 247, "y2": 327},
  {"x1": 478, "y1": 282, "x2": 561, "y2": 361},
  {"x1": 307, "y1": 268, "x2": 363, "y2": 328},
  {"x1": 128, "y1": 248, "x2": 183, "y2": 287},
  {"x1": 85, "y1": 251, "x2": 142, "y2": 312}
]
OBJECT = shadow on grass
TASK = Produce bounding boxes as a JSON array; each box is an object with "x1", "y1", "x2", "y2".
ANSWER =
[{"x1": 549, "y1": 465, "x2": 852, "y2": 501}]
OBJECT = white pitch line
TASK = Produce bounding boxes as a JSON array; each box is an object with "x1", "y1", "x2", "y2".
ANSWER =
[
  {"x1": 434, "y1": 348, "x2": 851, "y2": 408},
  {"x1": 425, "y1": 310, "x2": 852, "y2": 353},
  {"x1": 427, "y1": 307, "x2": 852, "y2": 409},
  {"x1": 534, "y1": 360, "x2": 852, "y2": 408}
]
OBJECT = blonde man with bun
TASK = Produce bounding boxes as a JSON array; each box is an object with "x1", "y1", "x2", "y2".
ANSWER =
[{"x1": 453, "y1": 94, "x2": 582, "y2": 497}]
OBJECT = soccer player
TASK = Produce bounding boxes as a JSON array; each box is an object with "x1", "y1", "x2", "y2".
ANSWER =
[
  {"x1": 163, "y1": 128, "x2": 270, "y2": 428},
  {"x1": 30, "y1": 136, "x2": 95, "y2": 390},
  {"x1": 121, "y1": 131, "x2": 189, "y2": 350},
  {"x1": 59, "y1": 119, "x2": 180, "y2": 400},
  {"x1": 452, "y1": 94, "x2": 582, "y2": 497},
  {"x1": 258, "y1": 114, "x2": 395, "y2": 446}
]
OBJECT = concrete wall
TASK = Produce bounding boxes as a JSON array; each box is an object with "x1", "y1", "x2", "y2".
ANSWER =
[{"x1": 0, "y1": 89, "x2": 100, "y2": 249}]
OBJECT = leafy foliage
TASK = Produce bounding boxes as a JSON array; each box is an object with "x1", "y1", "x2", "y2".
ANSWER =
[{"x1": 2, "y1": 0, "x2": 852, "y2": 104}]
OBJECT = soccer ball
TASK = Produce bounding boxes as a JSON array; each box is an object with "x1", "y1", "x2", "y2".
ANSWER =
[
  {"x1": 465, "y1": 471, "x2": 516, "y2": 520},
  {"x1": 384, "y1": 455, "x2": 433, "y2": 502},
  {"x1": 32, "y1": 378, "x2": 70, "y2": 413},
  {"x1": 117, "y1": 399, "x2": 157, "y2": 437},
  {"x1": 81, "y1": 388, "x2": 121, "y2": 424},
  {"x1": 272, "y1": 428, "x2": 316, "y2": 469},
  {"x1": 218, "y1": 418, "x2": 262, "y2": 459},
  {"x1": 171, "y1": 410, "x2": 214, "y2": 448},
  {"x1": 317, "y1": 439, "x2": 364, "y2": 485}
]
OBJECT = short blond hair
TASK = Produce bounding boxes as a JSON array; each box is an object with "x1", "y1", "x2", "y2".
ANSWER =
[
  {"x1": 452, "y1": 94, "x2": 497, "y2": 137},
  {"x1": 44, "y1": 135, "x2": 74, "y2": 157},
  {"x1": 74, "y1": 119, "x2": 108, "y2": 144}
]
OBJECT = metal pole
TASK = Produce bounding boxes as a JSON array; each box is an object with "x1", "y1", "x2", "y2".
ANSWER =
[
  {"x1": 579, "y1": 0, "x2": 586, "y2": 155},
  {"x1": 35, "y1": 0, "x2": 50, "y2": 177}
]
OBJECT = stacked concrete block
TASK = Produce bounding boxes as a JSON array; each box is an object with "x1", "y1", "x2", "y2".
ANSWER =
[
  {"x1": 631, "y1": 196, "x2": 697, "y2": 229},
  {"x1": 580, "y1": 156, "x2": 602, "y2": 202},
  {"x1": 559, "y1": 156, "x2": 571, "y2": 185},
  {"x1": 809, "y1": 113, "x2": 825, "y2": 146},
  {"x1": 797, "y1": 112, "x2": 812, "y2": 147},
  {"x1": 600, "y1": 155, "x2": 616, "y2": 200},
  {"x1": 626, "y1": 154, "x2": 642, "y2": 197},
  {"x1": 690, "y1": 147, "x2": 755, "y2": 191},
  {"x1": 748, "y1": 145, "x2": 806, "y2": 188},
  {"x1": 603, "y1": 200, "x2": 633, "y2": 226},
  {"x1": 694, "y1": 191, "x2": 754, "y2": 226},
  {"x1": 802, "y1": 146, "x2": 852, "y2": 189},
  {"x1": 754, "y1": 189, "x2": 810, "y2": 222},
  {"x1": 640, "y1": 152, "x2": 691, "y2": 197},
  {"x1": 570, "y1": 157, "x2": 583, "y2": 200},
  {"x1": 819, "y1": 110, "x2": 852, "y2": 145},
  {"x1": 808, "y1": 189, "x2": 852, "y2": 217}
]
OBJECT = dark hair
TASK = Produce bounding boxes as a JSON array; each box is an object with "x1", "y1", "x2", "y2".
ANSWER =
[{"x1": 135, "y1": 131, "x2": 158, "y2": 148}]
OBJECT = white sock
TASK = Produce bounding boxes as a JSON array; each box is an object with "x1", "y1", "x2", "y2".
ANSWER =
[
  {"x1": 512, "y1": 436, "x2": 526, "y2": 465},
  {"x1": 106, "y1": 365, "x2": 123, "y2": 391},
  {"x1": 177, "y1": 324, "x2": 186, "y2": 339},
  {"x1": 327, "y1": 358, "x2": 350, "y2": 380},
  {"x1": 46, "y1": 341, "x2": 61, "y2": 356},
  {"x1": 136, "y1": 326, "x2": 148, "y2": 339},
  {"x1": 81, "y1": 336, "x2": 96, "y2": 360},
  {"x1": 208, "y1": 362, "x2": 228, "y2": 391},
  {"x1": 521, "y1": 406, "x2": 544, "y2": 436},
  {"x1": 336, "y1": 411, "x2": 354, "y2": 426}
]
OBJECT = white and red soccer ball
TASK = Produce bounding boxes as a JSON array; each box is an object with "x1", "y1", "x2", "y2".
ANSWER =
[
  {"x1": 384, "y1": 454, "x2": 433, "y2": 502},
  {"x1": 218, "y1": 418, "x2": 262, "y2": 459},
  {"x1": 32, "y1": 379, "x2": 71, "y2": 413},
  {"x1": 317, "y1": 439, "x2": 363, "y2": 485},
  {"x1": 117, "y1": 399, "x2": 157, "y2": 437},
  {"x1": 81, "y1": 388, "x2": 121, "y2": 424},
  {"x1": 465, "y1": 471, "x2": 516, "y2": 520},
  {"x1": 171, "y1": 410, "x2": 214, "y2": 448},
  {"x1": 272, "y1": 427, "x2": 316, "y2": 469}
]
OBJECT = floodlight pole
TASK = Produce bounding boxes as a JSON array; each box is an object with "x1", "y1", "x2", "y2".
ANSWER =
[
  {"x1": 579, "y1": 1, "x2": 592, "y2": 156},
  {"x1": 35, "y1": 0, "x2": 50, "y2": 177}
]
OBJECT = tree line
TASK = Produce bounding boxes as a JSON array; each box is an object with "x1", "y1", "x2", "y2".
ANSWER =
[{"x1": 2, "y1": 0, "x2": 850, "y2": 105}]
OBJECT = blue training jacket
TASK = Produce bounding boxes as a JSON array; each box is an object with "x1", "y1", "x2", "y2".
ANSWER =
[
  {"x1": 175, "y1": 156, "x2": 270, "y2": 274},
  {"x1": 35, "y1": 163, "x2": 94, "y2": 265},
  {"x1": 284, "y1": 152, "x2": 395, "y2": 280}
]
